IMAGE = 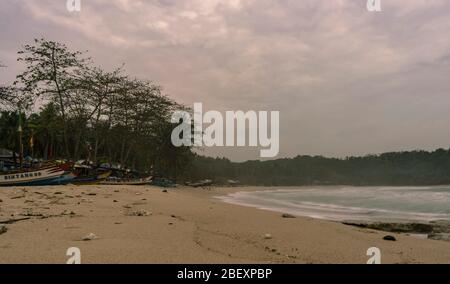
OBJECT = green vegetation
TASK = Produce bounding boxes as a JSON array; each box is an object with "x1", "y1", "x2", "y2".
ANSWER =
[{"x1": 182, "y1": 150, "x2": 450, "y2": 186}]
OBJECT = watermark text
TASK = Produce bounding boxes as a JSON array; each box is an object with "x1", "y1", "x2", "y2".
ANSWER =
[{"x1": 171, "y1": 103, "x2": 280, "y2": 158}]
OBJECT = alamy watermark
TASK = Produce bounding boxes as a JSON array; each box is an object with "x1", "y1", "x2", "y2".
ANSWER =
[
  {"x1": 63, "y1": 244, "x2": 379, "y2": 264},
  {"x1": 171, "y1": 103, "x2": 280, "y2": 158},
  {"x1": 367, "y1": 247, "x2": 381, "y2": 264},
  {"x1": 66, "y1": 0, "x2": 81, "y2": 12},
  {"x1": 367, "y1": 0, "x2": 382, "y2": 12},
  {"x1": 66, "y1": 247, "x2": 81, "y2": 264}
]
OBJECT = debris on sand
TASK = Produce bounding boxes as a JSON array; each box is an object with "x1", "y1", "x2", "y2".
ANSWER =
[
  {"x1": 62, "y1": 210, "x2": 76, "y2": 216},
  {"x1": 128, "y1": 209, "x2": 151, "y2": 217},
  {"x1": 0, "y1": 217, "x2": 31, "y2": 224},
  {"x1": 82, "y1": 233, "x2": 98, "y2": 241},
  {"x1": 281, "y1": 213, "x2": 296, "y2": 219},
  {"x1": 10, "y1": 195, "x2": 25, "y2": 200},
  {"x1": 383, "y1": 235, "x2": 397, "y2": 241},
  {"x1": 20, "y1": 210, "x2": 45, "y2": 218},
  {"x1": 170, "y1": 214, "x2": 185, "y2": 221},
  {"x1": 264, "y1": 234, "x2": 273, "y2": 240},
  {"x1": 162, "y1": 190, "x2": 168, "y2": 193},
  {"x1": 0, "y1": 225, "x2": 7, "y2": 235}
]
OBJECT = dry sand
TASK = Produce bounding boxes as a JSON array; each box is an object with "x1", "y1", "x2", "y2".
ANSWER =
[{"x1": 1, "y1": 185, "x2": 450, "y2": 264}]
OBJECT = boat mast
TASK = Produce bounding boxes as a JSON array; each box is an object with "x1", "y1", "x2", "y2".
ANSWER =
[{"x1": 17, "y1": 111, "x2": 23, "y2": 168}]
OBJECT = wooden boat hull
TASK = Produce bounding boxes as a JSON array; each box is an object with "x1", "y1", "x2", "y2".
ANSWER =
[{"x1": 0, "y1": 165, "x2": 65, "y2": 187}]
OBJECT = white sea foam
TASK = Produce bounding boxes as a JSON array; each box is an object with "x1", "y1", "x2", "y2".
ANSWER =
[{"x1": 217, "y1": 186, "x2": 450, "y2": 222}]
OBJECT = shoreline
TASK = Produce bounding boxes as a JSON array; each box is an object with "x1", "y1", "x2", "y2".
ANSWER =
[
  {"x1": 1, "y1": 185, "x2": 450, "y2": 263},
  {"x1": 217, "y1": 186, "x2": 450, "y2": 242}
]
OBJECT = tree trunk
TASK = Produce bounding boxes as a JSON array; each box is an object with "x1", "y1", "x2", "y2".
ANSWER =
[{"x1": 51, "y1": 46, "x2": 71, "y2": 159}]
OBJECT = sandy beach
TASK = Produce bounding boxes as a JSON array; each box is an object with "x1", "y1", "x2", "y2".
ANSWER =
[{"x1": 1, "y1": 185, "x2": 450, "y2": 264}]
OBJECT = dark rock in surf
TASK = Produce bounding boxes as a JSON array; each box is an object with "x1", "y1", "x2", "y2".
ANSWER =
[
  {"x1": 282, "y1": 214, "x2": 296, "y2": 219},
  {"x1": 0, "y1": 225, "x2": 7, "y2": 235},
  {"x1": 342, "y1": 222, "x2": 434, "y2": 234},
  {"x1": 383, "y1": 235, "x2": 397, "y2": 241}
]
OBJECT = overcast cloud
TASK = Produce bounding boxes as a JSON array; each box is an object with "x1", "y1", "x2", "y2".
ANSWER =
[{"x1": 1, "y1": 0, "x2": 450, "y2": 161}]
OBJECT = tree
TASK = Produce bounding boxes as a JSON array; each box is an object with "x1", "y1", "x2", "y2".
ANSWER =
[
  {"x1": 15, "y1": 39, "x2": 89, "y2": 157},
  {"x1": 0, "y1": 61, "x2": 10, "y2": 109},
  {"x1": 27, "y1": 103, "x2": 63, "y2": 160},
  {"x1": 0, "y1": 62, "x2": 29, "y2": 111},
  {"x1": 0, "y1": 111, "x2": 19, "y2": 153},
  {"x1": 0, "y1": 85, "x2": 11, "y2": 109}
]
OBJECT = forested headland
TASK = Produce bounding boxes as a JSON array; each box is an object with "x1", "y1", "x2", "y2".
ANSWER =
[{"x1": 182, "y1": 150, "x2": 450, "y2": 186}]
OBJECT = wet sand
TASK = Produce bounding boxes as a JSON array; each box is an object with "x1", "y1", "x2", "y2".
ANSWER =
[{"x1": 1, "y1": 185, "x2": 450, "y2": 264}]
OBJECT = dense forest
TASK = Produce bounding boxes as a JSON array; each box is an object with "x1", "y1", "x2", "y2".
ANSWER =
[
  {"x1": 181, "y1": 150, "x2": 450, "y2": 186},
  {"x1": 2, "y1": 39, "x2": 450, "y2": 186}
]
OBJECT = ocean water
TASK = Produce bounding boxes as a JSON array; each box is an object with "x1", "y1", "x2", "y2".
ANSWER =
[{"x1": 218, "y1": 186, "x2": 450, "y2": 222}]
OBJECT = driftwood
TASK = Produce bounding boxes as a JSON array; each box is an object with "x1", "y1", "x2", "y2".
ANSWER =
[{"x1": 0, "y1": 217, "x2": 31, "y2": 224}]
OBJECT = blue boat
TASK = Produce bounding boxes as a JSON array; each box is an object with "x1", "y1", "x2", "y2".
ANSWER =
[{"x1": 45, "y1": 172, "x2": 77, "y2": 185}]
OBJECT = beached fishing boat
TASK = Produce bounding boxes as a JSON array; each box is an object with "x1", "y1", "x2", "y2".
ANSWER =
[
  {"x1": 0, "y1": 163, "x2": 68, "y2": 186},
  {"x1": 150, "y1": 177, "x2": 176, "y2": 188},
  {"x1": 186, "y1": 179, "x2": 213, "y2": 188},
  {"x1": 72, "y1": 170, "x2": 111, "y2": 185},
  {"x1": 99, "y1": 176, "x2": 152, "y2": 186}
]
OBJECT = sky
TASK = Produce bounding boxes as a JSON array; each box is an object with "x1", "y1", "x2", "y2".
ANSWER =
[{"x1": 1, "y1": 0, "x2": 450, "y2": 161}]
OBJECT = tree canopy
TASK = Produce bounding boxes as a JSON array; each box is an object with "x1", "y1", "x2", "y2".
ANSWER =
[{"x1": 1, "y1": 39, "x2": 192, "y2": 178}]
